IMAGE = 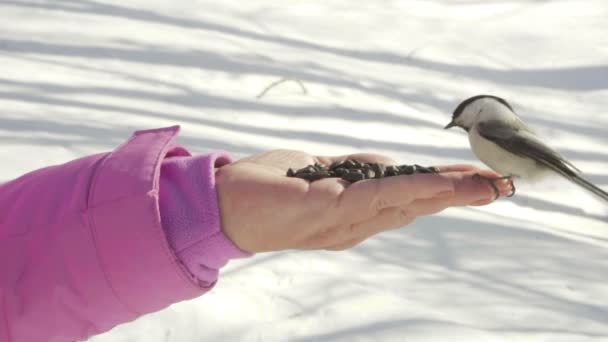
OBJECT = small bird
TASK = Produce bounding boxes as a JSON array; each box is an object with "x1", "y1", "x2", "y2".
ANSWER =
[{"x1": 444, "y1": 94, "x2": 608, "y2": 202}]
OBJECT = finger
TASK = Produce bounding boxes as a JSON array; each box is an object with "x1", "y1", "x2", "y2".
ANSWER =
[
  {"x1": 466, "y1": 170, "x2": 514, "y2": 200},
  {"x1": 405, "y1": 197, "x2": 454, "y2": 217},
  {"x1": 334, "y1": 173, "x2": 454, "y2": 223},
  {"x1": 325, "y1": 192, "x2": 459, "y2": 251},
  {"x1": 321, "y1": 172, "x2": 513, "y2": 251},
  {"x1": 434, "y1": 164, "x2": 480, "y2": 173},
  {"x1": 307, "y1": 206, "x2": 416, "y2": 250},
  {"x1": 441, "y1": 170, "x2": 512, "y2": 206},
  {"x1": 322, "y1": 179, "x2": 496, "y2": 251},
  {"x1": 357, "y1": 172, "x2": 510, "y2": 219},
  {"x1": 315, "y1": 153, "x2": 396, "y2": 166}
]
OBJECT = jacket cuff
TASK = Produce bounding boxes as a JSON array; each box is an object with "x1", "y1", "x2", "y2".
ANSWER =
[
  {"x1": 159, "y1": 152, "x2": 252, "y2": 287},
  {"x1": 87, "y1": 126, "x2": 243, "y2": 315}
]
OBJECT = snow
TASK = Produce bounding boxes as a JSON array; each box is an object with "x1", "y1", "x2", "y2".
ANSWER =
[{"x1": 2, "y1": 0, "x2": 608, "y2": 341}]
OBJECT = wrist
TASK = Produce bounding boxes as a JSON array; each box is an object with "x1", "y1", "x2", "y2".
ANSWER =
[{"x1": 159, "y1": 151, "x2": 252, "y2": 286}]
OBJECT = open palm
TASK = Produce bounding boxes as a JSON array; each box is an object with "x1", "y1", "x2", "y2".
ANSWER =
[{"x1": 216, "y1": 149, "x2": 510, "y2": 253}]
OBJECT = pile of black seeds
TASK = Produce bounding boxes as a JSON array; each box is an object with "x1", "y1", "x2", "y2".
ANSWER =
[{"x1": 286, "y1": 160, "x2": 439, "y2": 183}]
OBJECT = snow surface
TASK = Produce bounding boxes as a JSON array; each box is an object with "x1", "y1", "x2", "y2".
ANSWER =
[{"x1": 2, "y1": 0, "x2": 608, "y2": 341}]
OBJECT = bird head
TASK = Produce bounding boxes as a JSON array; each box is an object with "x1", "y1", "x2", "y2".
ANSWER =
[{"x1": 445, "y1": 94, "x2": 514, "y2": 131}]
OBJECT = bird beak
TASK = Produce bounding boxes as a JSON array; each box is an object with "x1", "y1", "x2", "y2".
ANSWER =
[{"x1": 444, "y1": 121, "x2": 456, "y2": 129}]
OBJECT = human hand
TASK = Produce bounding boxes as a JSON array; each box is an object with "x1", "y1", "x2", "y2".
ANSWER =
[{"x1": 216, "y1": 150, "x2": 511, "y2": 253}]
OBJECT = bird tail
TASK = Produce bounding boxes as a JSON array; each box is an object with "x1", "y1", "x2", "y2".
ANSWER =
[{"x1": 568, "y1": 174, "x2": 608, "y2": 202}]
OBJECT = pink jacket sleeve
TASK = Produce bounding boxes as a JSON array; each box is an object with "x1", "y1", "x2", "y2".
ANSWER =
[{"x1": 0, "y1": 126, "x2": 247, "y2": 342}]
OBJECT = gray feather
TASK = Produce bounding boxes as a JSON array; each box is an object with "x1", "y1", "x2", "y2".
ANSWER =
[
  {"x1": 477, "y1": 120, "x2": 608, "y2": 201},
  {"x1": 569, "y1": 174, "x2": 608, "y2": 202},
  {"x1": 477, "y1": 120, "x2": 580, "y2": 176}
]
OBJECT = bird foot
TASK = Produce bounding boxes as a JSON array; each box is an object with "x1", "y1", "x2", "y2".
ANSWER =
[{"x1": 472, "y1": 174, "x2": 516, "y2": 200}]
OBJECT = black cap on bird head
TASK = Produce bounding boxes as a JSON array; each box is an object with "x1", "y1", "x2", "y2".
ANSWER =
[{"x1": 444, "y1": 94, "x2": 513, "y2": 130}]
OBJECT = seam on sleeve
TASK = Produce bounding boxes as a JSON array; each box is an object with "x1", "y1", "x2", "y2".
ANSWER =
[{"x1": 85, "y1": 208, "x2": 141, "y2": 315}]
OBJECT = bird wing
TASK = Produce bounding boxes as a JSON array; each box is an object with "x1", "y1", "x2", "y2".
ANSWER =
[{"x1": 476, "y1": 120, "x2": 580, "y2": 176}]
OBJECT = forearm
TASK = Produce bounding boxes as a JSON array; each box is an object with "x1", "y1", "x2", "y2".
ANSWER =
[{"x1": 0, "y1": 126, "x2": 248, "y2": 342}]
